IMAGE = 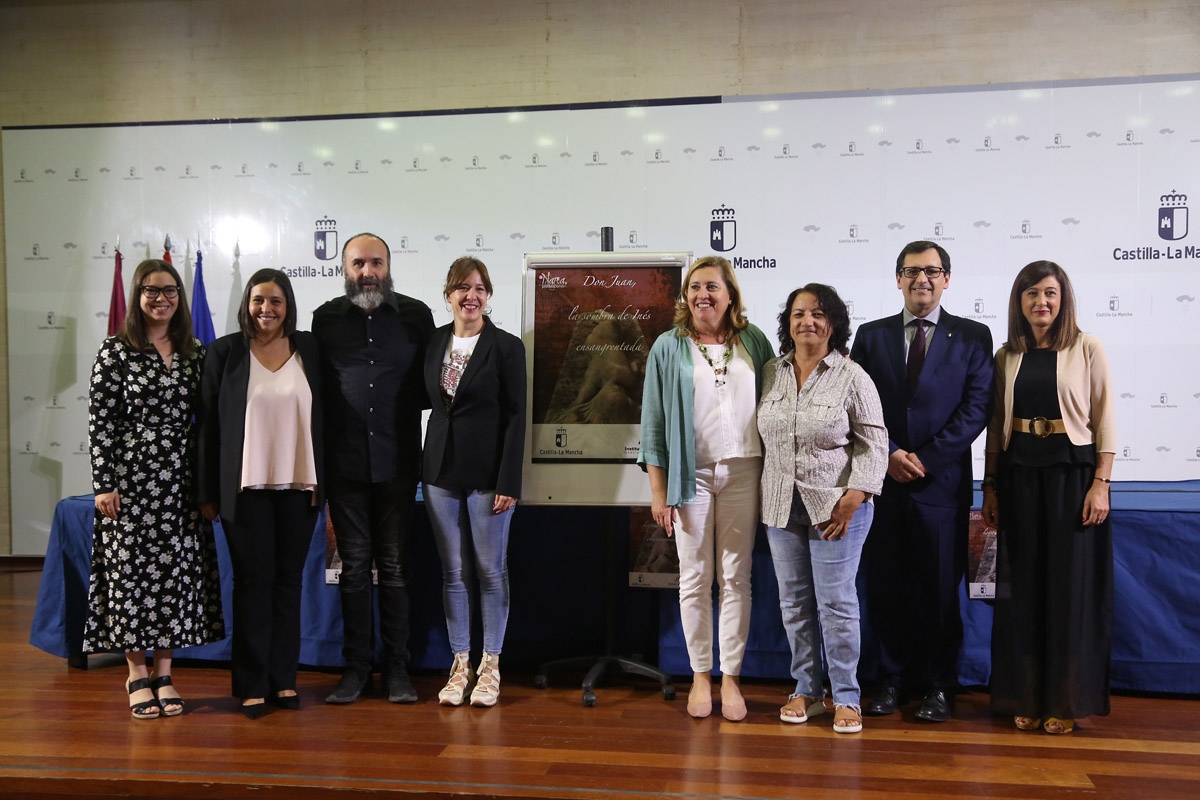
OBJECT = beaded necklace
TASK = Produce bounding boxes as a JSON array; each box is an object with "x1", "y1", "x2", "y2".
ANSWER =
[{"x1": 692, "y1": 334, "x2": 733, "y2": 387}]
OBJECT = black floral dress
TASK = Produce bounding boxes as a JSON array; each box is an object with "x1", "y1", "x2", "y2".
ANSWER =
[{"x1": 83, "y1": 337, "x2": 225, "y2": 653}]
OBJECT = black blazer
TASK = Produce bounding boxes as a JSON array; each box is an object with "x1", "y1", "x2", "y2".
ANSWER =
[
  {"x1": 422, "y1": 317, "x2": 526, "y2": 497},
  {"x1": 196, "y1": 331, "x2": 325, "y2": 524},
  {"x1": 849, "y1": 309, "x2": 993, "y2": 508}
]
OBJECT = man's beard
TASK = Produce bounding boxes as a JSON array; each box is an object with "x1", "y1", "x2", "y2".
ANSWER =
[{"x1": 344, "y1": 271, "x2": 394, "y2": 310}]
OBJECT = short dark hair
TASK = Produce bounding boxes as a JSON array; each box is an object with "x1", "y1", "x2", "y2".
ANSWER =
[
  {"x1": 1005, "y1": 260, "x2": 1080, "y2": 353},
  {"x1": 341, "y1": 232, "x2": 391, "y2": 269},
  {"x1": 238, "y1": 269, "x2": 298, "y2": 339},
  {"x1": 895, "y1": 240, "x2": 951, "y2": 274},
  {"x1": 118, "y1": 259, "x2": 197, "y2": 358},
  {"x1": 776, "y1": 283, "x2": 852, "y2": 356},
  {"x1": 443, "y1": 256, "x2": 493, "y2": 299}
]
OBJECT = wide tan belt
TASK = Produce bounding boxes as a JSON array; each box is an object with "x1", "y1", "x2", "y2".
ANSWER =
[{"x1": 1013, "y1": 416, "x2": 1067, "y2": 438}]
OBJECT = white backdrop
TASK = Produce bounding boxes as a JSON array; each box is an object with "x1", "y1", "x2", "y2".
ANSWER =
[{"x1": 5, "y1": 75, "x2": 1200, "y2": 553}]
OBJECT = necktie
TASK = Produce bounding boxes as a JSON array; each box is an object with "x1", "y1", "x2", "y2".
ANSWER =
[{"x1": 907, "y1": 320, "x2": 927, "y2": 391}]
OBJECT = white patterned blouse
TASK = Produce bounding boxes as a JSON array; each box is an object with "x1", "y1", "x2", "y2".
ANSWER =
[{"x1": 757, "y1": 350, "x2": 888, "y2": 529}]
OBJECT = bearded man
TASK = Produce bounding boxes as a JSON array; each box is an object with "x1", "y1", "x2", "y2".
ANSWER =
[{"x1": 313, "y1": 232, "x2": 434, "y2": 705}]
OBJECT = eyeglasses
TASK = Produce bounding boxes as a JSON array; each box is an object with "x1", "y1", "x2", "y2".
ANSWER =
[
  {"x1": 140, "y1": 286, "x2": 180, "y2": 300},
  {"x1": 899, "y1": 267, "x2": 947, "y2": 279}
]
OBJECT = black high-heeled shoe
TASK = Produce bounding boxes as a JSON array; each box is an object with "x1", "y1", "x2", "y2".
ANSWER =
[
  {"x1": 126, "y1": 677, "x2": 161, "y2": 720},
  {"x1": 268, "y1": 692, "x2": 300, "y2": 710},
  {"x1": 241, "y1": 700, "x2": 269, "y2": 720}
]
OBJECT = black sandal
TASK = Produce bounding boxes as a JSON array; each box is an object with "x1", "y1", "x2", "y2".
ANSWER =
[
  {"x1": 126, "y1": 677, "x2": 161, "y2": 720},
  {"x1": 149, "y1": 674, "x2": 184, "y2": 717}
]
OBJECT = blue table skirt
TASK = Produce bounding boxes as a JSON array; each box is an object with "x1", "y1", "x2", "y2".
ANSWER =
[
  {"x1": 30, "y1": 497, "x2": 654, "y2": 671},
  {"x1": 32, "y1": 488, "x2": 1200, "y2": 694},
  {"x1": 32, "y1": 496, "x2": 342, "y2": 665},
  {"x1": 658, "y1": 487, "x2": 1200, "y2": 695}
]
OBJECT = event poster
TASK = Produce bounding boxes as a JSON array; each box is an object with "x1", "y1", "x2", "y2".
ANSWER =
[
  {"x1": 324, "y1": 507, "x2": 377, "y2": 585},
  {"x1": 967, "y1": 509, "x2": 997, "y2": 599},
  {"x1": 531, "y1": 262, "x2": 680, "y2": 463},
  {"x1": 628, "y1": 506, "x2": 680, "y2": 588}
]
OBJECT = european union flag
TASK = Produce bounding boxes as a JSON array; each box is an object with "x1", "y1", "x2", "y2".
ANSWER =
[{"x1": 192, "y1": 248, "x2": 216, "y2": 346}]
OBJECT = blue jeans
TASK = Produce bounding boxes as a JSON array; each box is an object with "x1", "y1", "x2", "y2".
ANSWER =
[
  {"x1": 766, "y1": 492, "x2": 874, "y2": 708},
  {"x1": 424, "y1": 484, "x2": 513, "y2": 654}
]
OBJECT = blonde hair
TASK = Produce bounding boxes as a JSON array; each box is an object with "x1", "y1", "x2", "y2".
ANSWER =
[{"x1": 672, "y1": 256, "x2": 748, "y2": 343}]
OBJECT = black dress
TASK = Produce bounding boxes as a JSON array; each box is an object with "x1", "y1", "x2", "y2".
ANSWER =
[
  {"x1": 990, "y1": 349, "x2": 1113, "y2": 719},
  {"x1": 83, "y1": 337, "x2": 225, "y2": 653}
]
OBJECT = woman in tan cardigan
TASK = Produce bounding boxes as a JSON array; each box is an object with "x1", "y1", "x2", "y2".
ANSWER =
[{"x1": 981, "y1": 260, "x2": 1115, "y2": 735}]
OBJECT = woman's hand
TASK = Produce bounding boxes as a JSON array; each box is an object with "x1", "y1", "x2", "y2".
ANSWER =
[
  {"x1": 652, "y1": 494, "x2": 678, "y2": 538},
  {"x1": 95, "y1": 491, "x2": 120, "y2": 521},
  {"x1": 816, "y1": 489, "x2": 866, "y2": 541},
  {"x1": 646, "y1": 465, "x2": 677, "y2": 536},
  {"x1": 981, "y1": 489, "x2": 999, "y2": 529},
  {"x1": 199, "y1": 502, "x2": 219, "y2": 522},
  {"x1": 493, "y1": 494, "x2": 517, "y2": 514},
  {"x1": 1081, "y1": 482, "x2": 1110, "y2": 527}
]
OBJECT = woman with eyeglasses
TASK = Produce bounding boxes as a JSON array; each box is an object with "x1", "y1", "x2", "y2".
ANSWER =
[
  {"x1": 981, "y1": 261, "x2": 1115, "y2": 735},
  {"x1": 196, "y1": 268, "x2": 323, "y2": 718},
  {"x1": 85, "y1": 258, "x2": 224, "y2": 720}
]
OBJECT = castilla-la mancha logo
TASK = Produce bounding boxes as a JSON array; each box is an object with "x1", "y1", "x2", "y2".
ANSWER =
[
  {"x1": 1159, "y1": 190, "x2": 1188, "y2": 241},
  {"x1": 711, "y1": 204, "x2": 736, "y2": 252},
  {"x1": 314, "y1": 217, "x2": 338, "y2": 261}
]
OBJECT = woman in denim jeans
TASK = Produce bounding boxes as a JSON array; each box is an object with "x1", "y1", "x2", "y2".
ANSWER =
[
  {"x1": 757, "y1": 284, "x2": 887, "y2": 734},
  {"x1": 422, "y1": 257, "x2": 526, "y2": 707}
]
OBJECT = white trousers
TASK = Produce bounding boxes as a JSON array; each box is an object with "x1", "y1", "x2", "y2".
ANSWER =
[{"x1": 673, "y1": 456, "x2": 761, "y2": 675}]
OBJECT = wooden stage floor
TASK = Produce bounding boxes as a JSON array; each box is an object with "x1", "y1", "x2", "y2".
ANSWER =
[{"x1": 2, "y1": 567, "x2": 1198, "y2": 800}]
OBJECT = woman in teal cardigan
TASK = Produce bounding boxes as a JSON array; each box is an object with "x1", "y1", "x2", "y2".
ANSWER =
[{"x1": 639, "y1": 255, "x2": 774, "y2": 721}]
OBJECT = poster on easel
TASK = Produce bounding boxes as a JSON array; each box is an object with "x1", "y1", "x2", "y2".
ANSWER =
[
  {"x1": 526, "y1": 252, "x2": 685, "y2": 466},
  {"x1": 628, "y1": 506, "x2": 680, "y2": 588},
  {"x1": 967, "y1": 509, "x2": 997, "y2": 599}
]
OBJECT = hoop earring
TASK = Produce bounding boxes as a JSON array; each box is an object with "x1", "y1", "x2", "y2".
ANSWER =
[{"x1": 484, "y1": 305, "x2": 492, "y2": 315}]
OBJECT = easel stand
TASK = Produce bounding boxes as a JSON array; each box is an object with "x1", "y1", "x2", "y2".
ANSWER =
[{"x1": 534, "y1": 508, "x2": 676, "y2": 707}]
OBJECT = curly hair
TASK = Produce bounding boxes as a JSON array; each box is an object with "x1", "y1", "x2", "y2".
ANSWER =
[{"x1": 776, "y1": 283, "x2": 852, "y2": 356}]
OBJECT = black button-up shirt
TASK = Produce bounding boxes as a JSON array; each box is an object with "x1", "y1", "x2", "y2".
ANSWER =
[{"x1": 312, "y1": 291, "x2": 434, "y2": 483}]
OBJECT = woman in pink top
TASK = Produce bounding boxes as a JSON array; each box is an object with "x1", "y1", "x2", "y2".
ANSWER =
[{"x1": 196, "y1": 268, "x2": 324, "y2": 718}]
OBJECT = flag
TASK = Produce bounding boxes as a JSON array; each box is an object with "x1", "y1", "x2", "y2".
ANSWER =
[
  {"x1": 107, "y1": 248, "x2": 126, "y2": 336},
  {"x1": 191, "y1": 246, "x2": 216, "y2": 346},
  {"x1": 163, "y1": 234, "x2": 173, "y2": 264}
]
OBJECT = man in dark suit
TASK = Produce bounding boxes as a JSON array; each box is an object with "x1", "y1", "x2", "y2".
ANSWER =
[
  {"x1": 313, "y1": 232, "x2": 434, "y2": 705},
  {"x1": 849, "y1": 241, "x2": 993, "y2": 722}
]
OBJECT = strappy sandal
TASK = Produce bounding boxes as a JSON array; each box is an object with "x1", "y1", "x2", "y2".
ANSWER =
[
  {"x1": 126, "y1": 677, "x2": 161, "y2": 720},
  {"x1": 470, "y1": 653, "x2": 501, "y2": 708},
  {"x1": 1043, "y1": 717, "x2": 1075, "y2": 734},
  {"x1": 438, "y1": 652, "x2": 475, "y2": 706},
  {"x1": 779, "y1": 694, "x2": 826, "y2": 724},
  {"x1": 833, "y1": 705, "x2": 863, "y2": 734},
  {"x1": 149, "y1": 674, "x2": 184, "y2": 717},
  {"x1": 1014, "y1": 716, "x2": 1042, "y2": 731}
]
